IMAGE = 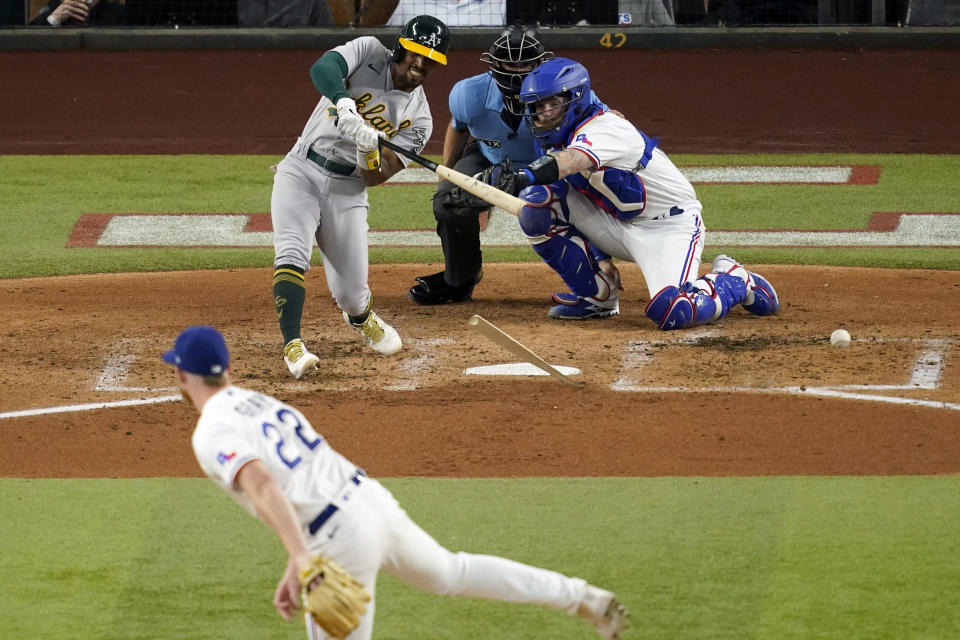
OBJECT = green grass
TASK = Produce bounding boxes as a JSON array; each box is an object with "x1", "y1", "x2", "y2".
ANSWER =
[
  {"x1": 1, "y1": 153, "x2": 959, "y2": 279},
  {"x1": 2, "y1": 152, "x2": 959, "y2": 640},
  {"x1": 1, "y1": 477, "x2": 958, "y2": 639}
]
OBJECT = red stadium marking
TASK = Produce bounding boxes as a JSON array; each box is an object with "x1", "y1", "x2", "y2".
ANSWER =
[
  {"x1": 67, "y1": 211, "x2": 960, "y2": 248},
  {"x1": 67, "y1": 213, "x2": 113, "y2": 247},
  {"x1": 244, "y1": 213, "x2": 272, "y2": 232},
  {"x1": 863, "y1": 211, "x2": 950, "y2": 232},
  {"x1": 850, "y1": 165, "x2": 882, "y2": 185}
]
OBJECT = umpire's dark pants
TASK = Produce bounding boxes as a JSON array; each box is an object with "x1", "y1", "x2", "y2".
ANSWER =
[{"x1": 433, "y1": 142, "x2": 492, "y2": 288}]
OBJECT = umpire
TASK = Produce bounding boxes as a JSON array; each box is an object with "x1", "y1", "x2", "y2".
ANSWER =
[{"x1": 408, "y1": 24, "x2": 553, "y2": 304}]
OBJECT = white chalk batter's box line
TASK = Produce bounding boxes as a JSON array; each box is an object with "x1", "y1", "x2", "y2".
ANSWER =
[
  {"x1": 1, "y1": 337, "x2": 957, "y2": 420},
  {"x1": 612, "y1": 336, "x2": 959, "y2": 411}
]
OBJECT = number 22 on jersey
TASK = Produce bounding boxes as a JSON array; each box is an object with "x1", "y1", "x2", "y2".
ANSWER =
[{"x1": 261, "y1": 407, "x2": 323, "y2": 469}]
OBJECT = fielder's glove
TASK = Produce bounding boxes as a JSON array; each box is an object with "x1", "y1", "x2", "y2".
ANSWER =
[
  {"x1": 299, "y1": 554, "x2": 371, "y2": 640},
  {"x1": 335, "y1": 97, "x2": 366, "y2": 139},
  {"x1": 480, "y1": 159, "x2": 531, "y2": 197}
]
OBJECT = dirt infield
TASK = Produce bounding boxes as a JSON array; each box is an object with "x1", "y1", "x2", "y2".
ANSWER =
[
  {"x1": 1, "y1": 48, "x2": 959, "y2": 480},
  {"x1": 1, "y1": 264, "x2": 958, "y2": 479}
]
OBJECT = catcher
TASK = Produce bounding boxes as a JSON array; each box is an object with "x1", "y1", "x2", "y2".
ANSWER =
[{"x1": 164, "y1": 325, "x2": 628, "y2": 640}]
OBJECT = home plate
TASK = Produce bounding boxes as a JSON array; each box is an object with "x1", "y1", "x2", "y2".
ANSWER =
[{"x1": 464, "y1": 362, "x2": 581, "y2": 378}]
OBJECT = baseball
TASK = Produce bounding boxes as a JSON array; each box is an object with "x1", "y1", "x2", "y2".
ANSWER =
[{"x1": 830, "y1": 328, "x2": 852, "y2": 348}]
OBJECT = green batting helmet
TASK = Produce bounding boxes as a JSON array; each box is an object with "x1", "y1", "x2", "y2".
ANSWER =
[{"x1": 392, "y1": 15, "x2": 450, "y2": 66}]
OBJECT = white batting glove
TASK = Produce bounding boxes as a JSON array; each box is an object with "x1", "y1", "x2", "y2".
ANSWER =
[
  {"x1": 336, "y1": 97, "x2": 365, "y2": 139},
  {"x1": 353, "y1": 126, "x2": 382, "y2": 153},
  {"x1": 354, "y1": 126, "x2": 384, "y2": 171}
]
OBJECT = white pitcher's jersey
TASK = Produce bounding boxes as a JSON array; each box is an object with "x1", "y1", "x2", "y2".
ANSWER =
[
  {"x1": 192, "y1": 386, "x2": 358, "y2": 528},
  {"x1": 563, "y1": 111, "x2": 700, "y2": 223},
  {"x1": 298, "y1": 36, "x2": 433, "y2": 169}
]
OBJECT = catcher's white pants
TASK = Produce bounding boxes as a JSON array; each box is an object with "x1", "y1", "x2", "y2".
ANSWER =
[
  {"x1": 562, "y1": 186, "x2": 706, "y2": 299},
  {"x1": 303, "y1": 477, "x2": 588, "y2": 640}
]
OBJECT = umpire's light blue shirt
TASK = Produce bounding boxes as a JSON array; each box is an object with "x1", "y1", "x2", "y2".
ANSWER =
[
  {"x1": 449, "y1": 74, "x2": 542, "y2": 165},
  {"x1": 449, "y1": 73, "x2": 610, "y2": 167}
]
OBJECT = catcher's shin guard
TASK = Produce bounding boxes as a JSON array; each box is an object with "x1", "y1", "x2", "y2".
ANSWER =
[
  {"x1": 530, "y1": 231, "x2": 613, "y2": 302},
  {"x1": 644, "y1": 273, "x2": 746, "y2": 331},
  {"x1": 519, "y1": 194, "x2": 611, "y2": 303},
  {"x1": 711, "y1": 254, "x2": 780, "y2": 316},
  {"x1": 743, "y1": 272, "x2": 780, "y2": 316}
]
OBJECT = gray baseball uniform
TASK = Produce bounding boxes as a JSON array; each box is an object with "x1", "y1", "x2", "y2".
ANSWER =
[
  {"x1": 271, "y1": 32, "x2": 438, "y2": 377},
  {"x1": 272, "y1": 36, "x2": 431, "y2": 310}
]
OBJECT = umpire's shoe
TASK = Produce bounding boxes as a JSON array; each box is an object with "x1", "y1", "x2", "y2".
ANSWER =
[{"x1": 408, "y1": 271, "x2": 475, "y2": 305}]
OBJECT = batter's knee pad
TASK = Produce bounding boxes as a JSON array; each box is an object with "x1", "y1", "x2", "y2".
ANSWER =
[{"x1": 644, "y1": 273, "x2": 747, "y2": 331}]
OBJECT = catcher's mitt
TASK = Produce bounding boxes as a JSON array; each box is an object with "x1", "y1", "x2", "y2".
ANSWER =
[
  {"x1": 480, "y1": 159, "x2": 524, "y2": 196},
  {"x1": 299, "y1": 554, "x2": 371, "y2": 639}
]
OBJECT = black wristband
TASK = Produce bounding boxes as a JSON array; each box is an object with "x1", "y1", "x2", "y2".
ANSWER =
[{"x1": 525, "y1": 154, "x2": 560, "y2": 185}]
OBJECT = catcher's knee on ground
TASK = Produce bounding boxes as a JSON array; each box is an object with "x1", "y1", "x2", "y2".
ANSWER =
[{"x1": 644, "y1": 272, "x2": 747, "y2": 330}]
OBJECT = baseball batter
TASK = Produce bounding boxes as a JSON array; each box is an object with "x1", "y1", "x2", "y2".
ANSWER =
[
  {"x1": 482, "y1": 57, "x2": 780, "y2": 328},
  {"x1": 271, "y1": 15, "x2": 448, "y2": 379},
  {"x1": 409, "y1": 24, "x2": 611, "y2": 305},
  {"x1": 164, "y1": 325, "x2": 629, "y2": 640}
]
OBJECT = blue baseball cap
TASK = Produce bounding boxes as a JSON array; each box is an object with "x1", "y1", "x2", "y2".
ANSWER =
[{"x1": 162, "y1": 325, "x2": 230, "y2": 375}]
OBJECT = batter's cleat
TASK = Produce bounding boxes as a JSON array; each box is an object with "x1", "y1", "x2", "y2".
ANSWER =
[
  {"x1": 577, "y1": 585, "x2": 628, "y2": 640},
  {"x1": 548, "y1": 292, "x2": 619, "y2": 320},
  {"x1": 283, "y1": 339, "x2": 320, "y2": 379},
  {"x1": 408, "y1": 271, "x2": 475, "y2": 305},
  {"x1": 711, "y1": 254, "x2": 780, "y2": 316},
  {"x1": 344, "y1": 310, "x2": 402, "y2": 355}
]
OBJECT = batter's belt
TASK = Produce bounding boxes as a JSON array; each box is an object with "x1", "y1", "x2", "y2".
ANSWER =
[{"x1": 307, "y1": 148, "x2": 356, "y2": 176}]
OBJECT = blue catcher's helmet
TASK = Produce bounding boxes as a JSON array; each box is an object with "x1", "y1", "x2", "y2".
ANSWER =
[{"x1": 519, "y1": 57, "x2": 593, "y2": 149}]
